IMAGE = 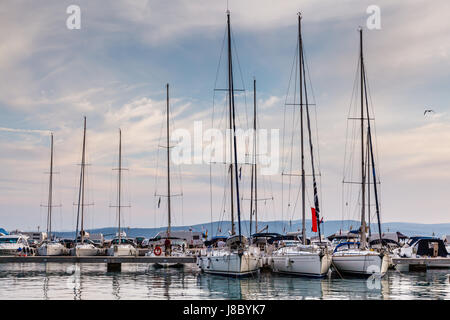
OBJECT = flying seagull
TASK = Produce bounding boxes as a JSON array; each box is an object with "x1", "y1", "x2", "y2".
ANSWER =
[{"x1": 424, "y1": 109, "x2": 435, "y2": 115}]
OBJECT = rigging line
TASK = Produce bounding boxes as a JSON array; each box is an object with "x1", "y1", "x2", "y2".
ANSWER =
[
  {"x1": 281, "y1": 35, "x2": 300, "y2": 232},
  {"x1": 341, "y1": 54, "x2": 361, "y2": 229},
  {"x1": 153, "y1": 101, "x2": 166, "y2": 197},
  {"x1": 210, "y1": 28, "x2": 227, "y2": 239},
  {"x1": 303, "y1": 45, "x2": 324, "y2": 212},
  {"x1": 342, "y1": 57, "x2": 361, "y2": 181},
  {"x1": 287, "y1": 40, "x2": 299, "y2": 220},
  {"x1": 364, "y1": 64, "x2": 382, "y2": 184},
  {"x1": 281, "y1": 36, "x2": 300, "y2": 173},
  {"x1": 212, "y1": 26, "x2": 227, "y2": 127},
  {"x1": 215, "y1": 95, "x2": 228, "y2": 137},
  {"x1": 230, "y1": 27, "x2": 250, "y2": 131},
  {"x1": 301, "y1": 38, "x2": 321, "y2": 225},
  {"x1": 218, "y1": 165, "x2": 229, "y2": 235},
  {"x1": 362, "y1": 61, "x2": 383, "y2": 243},
  {"x1": 209, "y1": 164, "x2": 213, "y2": 239}
]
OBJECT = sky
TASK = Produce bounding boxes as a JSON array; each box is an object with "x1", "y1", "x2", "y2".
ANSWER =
[{"x1": 1, "y1": 0, "x2": 450, "y2": 232}]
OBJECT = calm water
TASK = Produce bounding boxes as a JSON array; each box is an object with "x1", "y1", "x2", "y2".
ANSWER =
[{"x1": 0, "y1": 263, "x2": 449, "y2": 300}]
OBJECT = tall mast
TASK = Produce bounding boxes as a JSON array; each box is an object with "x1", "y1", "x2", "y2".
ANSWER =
[
  {"x1": 298, "y1": 13, "x2": 306, "y2": 245},
  {"x1": 249, "y1": 78, "x2": 258, "y2": 235},
  {"x1": 75, "y1": 116, "x2": 87, "y2": 243},
  {"x1": 47, "y1": 133, "x2": 54, "y2": 241},
  {"x1": 366, "y1": 136, "x2": 371, "y2": 237},
  {"x1": 301, "y1": 21, "x2": 322, "y2": 242},
  {"x1": 253, "y1": 78, "x2": 258, "y2": 233},
  {"x1": 359, "y1": 29, "x2": 367, "y2": 247},
  {"x1": 118, "y1": 129, "x2": 122, "y2": 242},
  {"x1": 80, "y1": 117, "x2": 87, "y2": 243},
  {"x1": 227, "y1": 11, "x2": 243, "y2": 241},
  {"x1": 227, "y1": 11, "x2": 235, "y2": 236},
  {"x1": 362, "y1": 58, "x2": 383, "y2": 246},
  {"x1": 166, "y1": 83, "x2": 171, "y2": 239}
]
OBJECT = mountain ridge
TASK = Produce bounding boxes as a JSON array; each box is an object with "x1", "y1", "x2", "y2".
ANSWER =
[{"x1": 49, "y1": 219, "x2": 450, "y2": 239}]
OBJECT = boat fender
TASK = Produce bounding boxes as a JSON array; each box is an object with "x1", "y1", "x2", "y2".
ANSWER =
[
  {"x1": 285, "y1": 257, "x2": 290, "y2": 267},
  {"x1": 154, "y1": 246, "x2": 162, "y2": 256}
]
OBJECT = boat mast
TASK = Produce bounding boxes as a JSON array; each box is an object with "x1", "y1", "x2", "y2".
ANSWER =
[
  {"x1": 46, "y1": 133, "x2": 54, "y2": 241},
  {"x1": 253, "y1": 78, "x2": 258, "y2": 234},
  {"x1": 366, "y1": 136, "x2": 371, "y2": 237},
  {"x1": 227, "y1": 11, "x2": 243, "y2": 242},
  {"x1": 298, "y1": 13, "x2": 306, "y2": 245},
  {"x1": 361, "y1": 56, "x2": 383, "y2": 246},
  {"x1": 249, "y1": 78, "x2": 258, "y2": 235},
  {"x1": 300, "y1": 19, "x2": 322, "y2": 242},
  {"x1": 75, "y1": 116, "x2": 87, "y2": 244},
  {"x1": 166, "y1": 83, "x2": 172, "y2": 239},
  {"x1": 227, "y1": 11, "x2": 235, "y2": 236},
  {"x1": 118, "y1": 129, "x2": 122, "y2": 243},
  {"x1": 359, "y1": 28, "x2": 367, "y2": 247}
]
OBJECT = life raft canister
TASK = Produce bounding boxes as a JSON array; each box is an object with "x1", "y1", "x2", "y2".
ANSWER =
[{"x1": 154, "y1": 246, "x2": 162, "y2": 256}]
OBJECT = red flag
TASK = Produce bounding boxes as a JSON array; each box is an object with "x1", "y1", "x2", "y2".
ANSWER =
[{"x1": 311, "y1": 207, "x2": 318, "y2": 232}]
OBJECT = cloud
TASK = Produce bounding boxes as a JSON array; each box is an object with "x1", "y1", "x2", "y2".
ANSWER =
[{"x1": 1, "y1": 0, "x2": 450, "y2": 230}]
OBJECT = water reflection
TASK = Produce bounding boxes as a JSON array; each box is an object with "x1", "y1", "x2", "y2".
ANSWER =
[{"x1": 0, "y1": 263, "x2": 448, "y2": 300}]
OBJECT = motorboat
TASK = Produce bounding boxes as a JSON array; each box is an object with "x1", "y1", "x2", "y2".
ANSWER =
[
  {"x1": 0, "y1": 235, "x2": 32, "y2": 256},
  {"x1": 392, "y1": 237, "x2": 450, "y2": 271}
]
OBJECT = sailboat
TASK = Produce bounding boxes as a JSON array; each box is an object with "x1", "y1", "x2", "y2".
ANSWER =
[
  {"x1": 70, "y1": 117, "x2": 99, "y2": 257},
  {"x1": 271, "y1": 13, "x2": 331, "y2": 277},
  {"x1": 37, "y1": 133, "x2": 65, "y2": 256},
  {"x1": 146, "y1": 84, "x2": 186, "y2": 268},
  {"x1": 107, "y1": 130, "x2": 137, "y2": 257},
  {"x1": 196, "y1": 10, "x2": 260, "y2": 276},
  {"x1": 331, "y1": 29, "x2": 389, "y2": 276}
]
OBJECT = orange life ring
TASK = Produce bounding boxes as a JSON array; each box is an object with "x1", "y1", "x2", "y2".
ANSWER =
[{"x1": 154, "y1": 246, "x2": 162, "y2": 256}]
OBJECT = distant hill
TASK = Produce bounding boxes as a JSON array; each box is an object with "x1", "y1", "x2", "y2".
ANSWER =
[{"x1": 50, "y1": 219, "x2": 450, "y2": 239}]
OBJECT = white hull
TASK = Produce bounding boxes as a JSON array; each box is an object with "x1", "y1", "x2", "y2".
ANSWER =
[
  {"x1": 146, "y1": 250, "x2": 187, "y2": 267},
  {"x1": 272, "y1": 252, "x2": 332, "y2": 277},
  {"x1": 0, "y1": 248, "x2": 22, "y2": 256},
  {"x1": 70, "y1": 244, "x2": 99, "y2": 256},
  {"x1": 106, "y1": 245, "x2": 136, "y2": 257},
  {"x1": 0, "y1": 245, "x2": 30, "y2": 256},
  {"x1": 154, "y1": 262, "x2": 184, "y2": 268},
  {"x1": 197, "y1": 250, "x2": 260, "y2": 276},
  {"x1": 332, "y1": 252, "x2": 389, "y2": 276},
  {"x1": 37, "y1": 243, "x2": 65, "y2": 256}
]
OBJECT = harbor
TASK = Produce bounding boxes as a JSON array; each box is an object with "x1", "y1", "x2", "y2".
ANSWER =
[
  {"x1": 0, "y1": 263, "x2": 449, "y2": 300},
  {"x1": 1, "y1": 0, "x2": 450, "y2": 303}
]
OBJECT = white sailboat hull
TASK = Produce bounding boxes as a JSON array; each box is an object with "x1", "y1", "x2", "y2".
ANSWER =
[
  {"x1": 146, "y1": 250, "x2": 186, "y2": 268},
  {"x1": 107, "y1": 244, "x2": 136, "y2": 257},
  {"x1": 70, "y1": 244, "x2": 99, "y2": 257},
  {"x1": 37, "y1": 243, "x2": 65, "y2": 256},
  {"x1": 332, "y1": 251, "x2": 389, "y2": 276},
  {"x1": 272, "y1": 252, "x2": 332, "y2": 277},
  {"x1": 197, "y1": 250, "x2": 260, "y2": 276}
]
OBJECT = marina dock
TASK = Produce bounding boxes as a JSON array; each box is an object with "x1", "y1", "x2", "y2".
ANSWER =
[
  {"x1": 0, "y1": 255, "x2": 197, "y2": 271},
  {"x1": 392, "y1": 257, "x2": 450, "y2": 270}
]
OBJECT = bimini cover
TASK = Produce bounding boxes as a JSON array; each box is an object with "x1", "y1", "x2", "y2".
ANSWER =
[
  {"x1": 0, "y1": 228, "x2": 8, "y2": 235},
  {"x1": 416, "y1": 239, "x2": 448, "y2": 257}
]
